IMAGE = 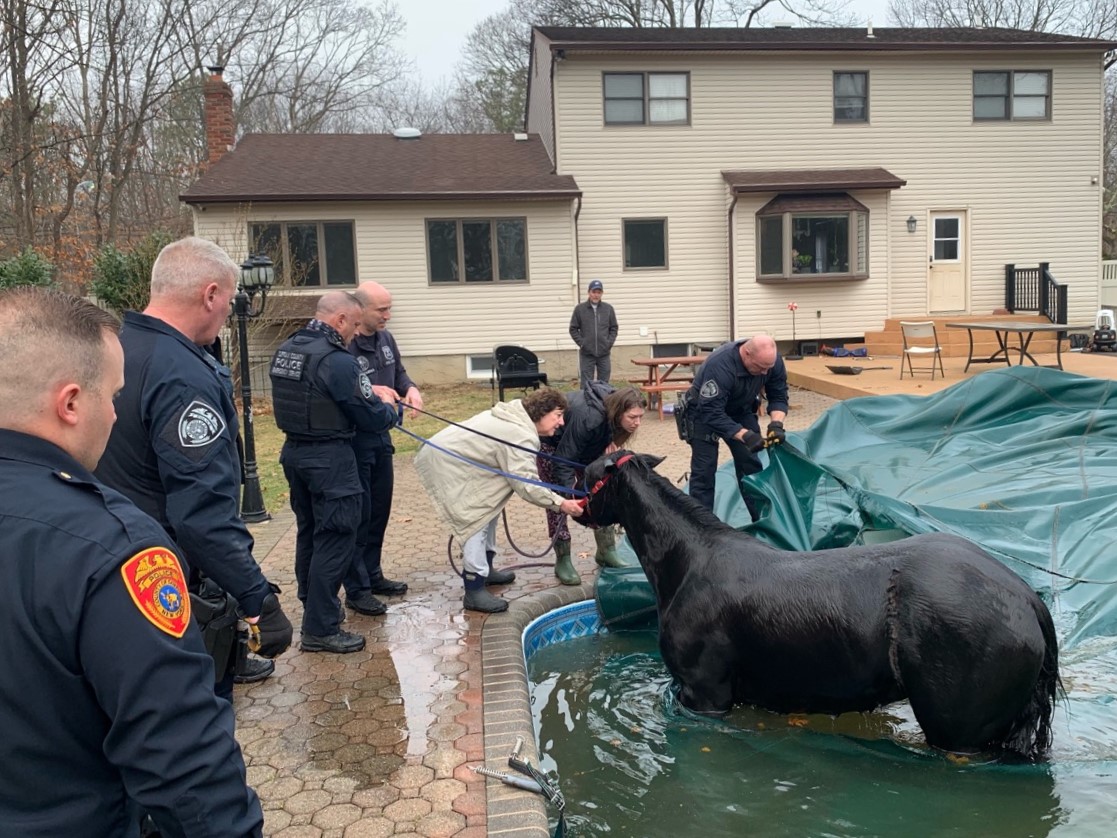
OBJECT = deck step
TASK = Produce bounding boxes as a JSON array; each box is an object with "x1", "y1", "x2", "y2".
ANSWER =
[{"x1": 862, "y1": 315, "x2": 1067, "y2": 359}]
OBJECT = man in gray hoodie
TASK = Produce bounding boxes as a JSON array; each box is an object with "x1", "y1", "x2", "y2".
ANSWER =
[{"x1": 569, "y1": 279, "x2": 618, "y2": 387}]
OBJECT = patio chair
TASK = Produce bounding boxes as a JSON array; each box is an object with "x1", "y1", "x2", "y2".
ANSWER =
[
  {"x1": 900, "y1": 321, "x2": 945, "y2": 380},
  {"x1": 492, "y1": 345, "x2": 548, "y2": 403}
]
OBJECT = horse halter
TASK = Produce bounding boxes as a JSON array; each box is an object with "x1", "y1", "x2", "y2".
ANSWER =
[{"x1": 578, "y1": 453, "x2": 636, "y2": 515}]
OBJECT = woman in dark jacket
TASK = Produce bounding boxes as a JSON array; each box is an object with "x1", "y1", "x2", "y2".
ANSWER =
[{"x1": 538, "y1": 383, "x2": 646, "y2": 584}]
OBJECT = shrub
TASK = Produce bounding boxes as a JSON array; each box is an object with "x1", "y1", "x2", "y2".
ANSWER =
[
  {"x1": 0, "y1": 248, "x2": 54, "y2": 289},
  {"x1": 91, "y1": 230, "x2": 176, "y2": 314}
]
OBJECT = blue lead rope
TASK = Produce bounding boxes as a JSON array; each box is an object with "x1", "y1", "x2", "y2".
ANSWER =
[
  {"x1": 393, "y1": 421, "x2": 589, "y2": 498},
  {"x1": 399, "y1": 403, "x2": 586, "y2": 469}
]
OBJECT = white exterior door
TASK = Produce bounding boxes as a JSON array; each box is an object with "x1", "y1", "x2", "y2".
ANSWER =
[{"x1": 928, "y1": 212, "x2": 967, "y2": 313}]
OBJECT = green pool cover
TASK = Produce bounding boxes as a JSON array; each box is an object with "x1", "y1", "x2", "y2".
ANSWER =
[{"x1": 598, "y1": 366, "x2": 1117, "y2": 649}]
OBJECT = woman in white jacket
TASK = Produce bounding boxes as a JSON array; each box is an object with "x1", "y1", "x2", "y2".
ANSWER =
[{"x1": 414, "y1": 388, "x2": 585, "y2": 612}]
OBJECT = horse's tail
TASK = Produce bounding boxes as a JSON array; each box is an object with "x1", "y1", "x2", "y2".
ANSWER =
[{"x1": 1000, "y1": 596, "x2": 1062, "y2": 760}]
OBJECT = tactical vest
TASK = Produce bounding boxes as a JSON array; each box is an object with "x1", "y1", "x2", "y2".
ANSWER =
[{"x1": 269, "y1": 331, "x2": 352, "y2": 439}]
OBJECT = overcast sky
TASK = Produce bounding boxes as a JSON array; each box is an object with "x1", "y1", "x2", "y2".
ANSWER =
[{"x1": 398, "y1": 0, "x2": 896, "y2": 86}]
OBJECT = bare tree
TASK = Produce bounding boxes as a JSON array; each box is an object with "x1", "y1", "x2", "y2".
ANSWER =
[
  {"x1": 887, "y1": 0, "x2": 1115, "y2": 37},
  {"x1": 1106, "y1": 72, "x2": 1117, "y2": 256},
  {"x1": 0, "y1": 0, "x2": 410, "y2": 271}
]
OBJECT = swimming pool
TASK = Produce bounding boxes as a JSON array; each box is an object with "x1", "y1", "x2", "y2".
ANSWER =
[{"x1": 524, "y1": 601, "x2": 1117, "y2": 837}]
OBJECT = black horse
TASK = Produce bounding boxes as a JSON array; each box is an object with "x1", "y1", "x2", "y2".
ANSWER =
[{"x1": 583, "y1": 452, "x2": 1060, "y2": 760}]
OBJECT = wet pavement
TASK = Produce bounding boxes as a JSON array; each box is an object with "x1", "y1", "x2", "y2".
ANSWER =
[{"x1": 236, "y1": 349, "x2": 1117, "y2": 835}]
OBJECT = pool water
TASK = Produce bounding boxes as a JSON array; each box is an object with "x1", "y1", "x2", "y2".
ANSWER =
[{"x1": 529, "y1": 629, "x2": 1117, "y2": 837}]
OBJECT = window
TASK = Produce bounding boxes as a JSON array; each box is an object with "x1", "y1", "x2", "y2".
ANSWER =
[
  {"x1": 249, "y1": 221, "x2": 356, "y2": 287},
  {"x1": 756, "y1": 194, "x2": 868, "y2": 280},
  {"x1": 603, "y1": 72, "x2": 689, "y2": 125},
  {"x1": 426, "y1": 218, "x2": 527, "y2": 283},
  {"x1": 467, "y1": 354, "x2": 494, "y2": 379},
  {"x1": 623, "y1": 219, "x2": 667, "y2": 269},
  {"x1": 973, "y1": 71, "x2": 1051, "y2": 120},
  {"x1": 834, "y1": 72, "x2": 868, "y2": 122}
]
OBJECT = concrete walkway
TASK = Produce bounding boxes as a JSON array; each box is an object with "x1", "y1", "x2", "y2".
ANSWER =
[{"x1": 237, "y1": 351, "x2": 1117, "y2": 836}]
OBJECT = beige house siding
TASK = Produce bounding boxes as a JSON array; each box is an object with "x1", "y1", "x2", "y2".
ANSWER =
[
  {"x1": 527, "y1": 31, "x2": 556, "y2": 165},
  {"x1": 551, "y1": 49, "x2": 1106, "y2": 342},
  {"x1": 192, "y1": 200, "x2": 581, "y2": 384}
]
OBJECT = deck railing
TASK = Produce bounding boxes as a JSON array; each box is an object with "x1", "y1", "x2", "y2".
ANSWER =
[{"x1": 1005, "y1": 262, "x2": 1067, "y2": 323}]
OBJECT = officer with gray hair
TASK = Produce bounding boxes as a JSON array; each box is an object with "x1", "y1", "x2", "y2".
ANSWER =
[{"x1": 97, "y1": 236, "x2": 293, "y2": 700}]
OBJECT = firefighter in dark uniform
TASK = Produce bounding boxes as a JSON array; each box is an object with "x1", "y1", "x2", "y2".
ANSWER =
[
  {"x1": 0, "y1": 287, "x2": 262, "y2": 837},
  {"x1": 270, "y1": 291, "x2": 397, "y2": 653},
  {"x1": 679, "y1": 335, "x2": 789, "y2": 519},
  {"x1": 96, "y1": 238, "x2": 293, "y2": 701},
  {"x1": 341, "y1": 280, "x2": 422, "y2": 616}
]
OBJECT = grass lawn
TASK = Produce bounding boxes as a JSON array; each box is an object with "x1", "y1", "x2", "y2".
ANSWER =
[{"x1": 248, "y1": 382, "x2": 506, "y2": 509}]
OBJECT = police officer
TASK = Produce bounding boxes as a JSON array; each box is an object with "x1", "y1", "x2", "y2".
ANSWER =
[
  {"x1": 96, "y1": 237, "x2": 293, "y2": 701},
  {"x1": 680, "y1": 335, "x2": 789, "y2": 519},
  {"x1": 341, "y1": 280, "x2": 422, "y2": 616},
  {"x1": 270, "y1": 291, "x2": 397, "y2": 653},
  {"x1": 0, "y1": 287, "x2": 262, "y2": 837}
]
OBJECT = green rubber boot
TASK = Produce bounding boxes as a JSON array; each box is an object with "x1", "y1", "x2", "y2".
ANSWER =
[
  {"x1": 553, "y1": 540, "x2": 581, "y2": 586},
  {"x1": 594, "y1": 527, "x2": 626, "y2": 568}
]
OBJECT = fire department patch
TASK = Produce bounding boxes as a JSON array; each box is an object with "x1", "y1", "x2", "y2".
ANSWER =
[
  {"x1": 120, "y1": 547, "x2": 191, "y2": 637},
  {"x1": 177, "y1": 400, "x2": 225, "y2": 448}
]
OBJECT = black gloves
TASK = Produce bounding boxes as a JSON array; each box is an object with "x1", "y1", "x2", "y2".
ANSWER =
[
  {"x1": 740, "y1": 429, "x2": 767, "y2": 453},
  {"x1": 249, "y1": 586, "x2": 293, "y2": 658},
  {"x1": 766, "y1": 420, "x2": 786, "y2": 446}
]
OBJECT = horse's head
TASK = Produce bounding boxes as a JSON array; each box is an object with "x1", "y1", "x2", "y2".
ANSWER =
[{"x1": 579, "y1": 450, "x2": 665, "y2": 527}]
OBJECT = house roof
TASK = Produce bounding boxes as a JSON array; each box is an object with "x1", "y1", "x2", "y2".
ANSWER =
[
  {"x1": 181, "y1": 133, "x2": 581, "y2": 204},
  {"x1": 534, "y1": 26, "x2": 1117, "y2": 53},
  {"x1": 722, "y1": 167, "x2": 907, "y2": 194},
  {"x1": 758, "y1": 193, "x2": 871, "y2": 214}
]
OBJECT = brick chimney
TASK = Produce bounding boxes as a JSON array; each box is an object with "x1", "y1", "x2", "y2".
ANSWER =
[{"x1": 203, "y1": 66, "x2": 235, "y2": 166}]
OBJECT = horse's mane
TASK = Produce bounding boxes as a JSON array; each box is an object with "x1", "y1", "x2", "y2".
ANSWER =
[{"x1": 617, "y1": 453, "x2": 733, "y2": 533}]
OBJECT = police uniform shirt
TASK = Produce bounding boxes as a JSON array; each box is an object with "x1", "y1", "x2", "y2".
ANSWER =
[
  {"x1": 348, "y1": 329, "x2": 415, "y2": 458},
  {"x1": 95, "y1": 311, "x2": 271, "y2": 616},
  {"x1": 0, "y1": 429, "x2": 262, "y2": 837},
  {"x1": 688, "y1": 340, "x2": 790, "y2": 441}
]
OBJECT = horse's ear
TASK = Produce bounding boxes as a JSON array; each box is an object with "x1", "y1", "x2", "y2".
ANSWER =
[{"x1": 640, "y1": 454, "x2": 665, "y2": 470}]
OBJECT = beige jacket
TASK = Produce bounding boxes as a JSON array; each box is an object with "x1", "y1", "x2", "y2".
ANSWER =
[{"x1": 413, "y1": 399, "x2": 566, "y2": 542}]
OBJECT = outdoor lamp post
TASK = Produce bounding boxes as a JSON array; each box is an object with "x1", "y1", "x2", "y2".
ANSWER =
[{"x1": 235, "y1": 253, "x2": 275, "y2": 522}]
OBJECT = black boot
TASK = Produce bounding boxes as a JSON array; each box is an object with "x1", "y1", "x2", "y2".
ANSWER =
[
  {"x1": 485, "y1": 549, "x2": 516, "y2": 586},
  {"x1": 463, "y1": 572, "x2": 508, "y2": 613}
]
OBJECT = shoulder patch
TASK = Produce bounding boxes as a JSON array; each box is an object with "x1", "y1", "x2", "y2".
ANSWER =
[
  {"x1": 358, "y1": 372, "x2": 374, "y2": 400},
  {"x1": 700, "y1": 380, "x2": 720, "y2": 399},
  {"x1": 177, "y1": 399, "x2": 226, "y2": 448},
  {"x1": 120, "y1": 548, "x2": 191, "y2": 637}
]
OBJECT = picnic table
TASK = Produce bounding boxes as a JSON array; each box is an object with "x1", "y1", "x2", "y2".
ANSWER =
[{"x1": 630, "y1": 355, "x2": 706, "y2": 419}]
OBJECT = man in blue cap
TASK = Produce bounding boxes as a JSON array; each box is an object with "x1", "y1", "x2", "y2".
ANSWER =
[{"x1": 569, "y1": 279, "x2": 618, "y2": 387}]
